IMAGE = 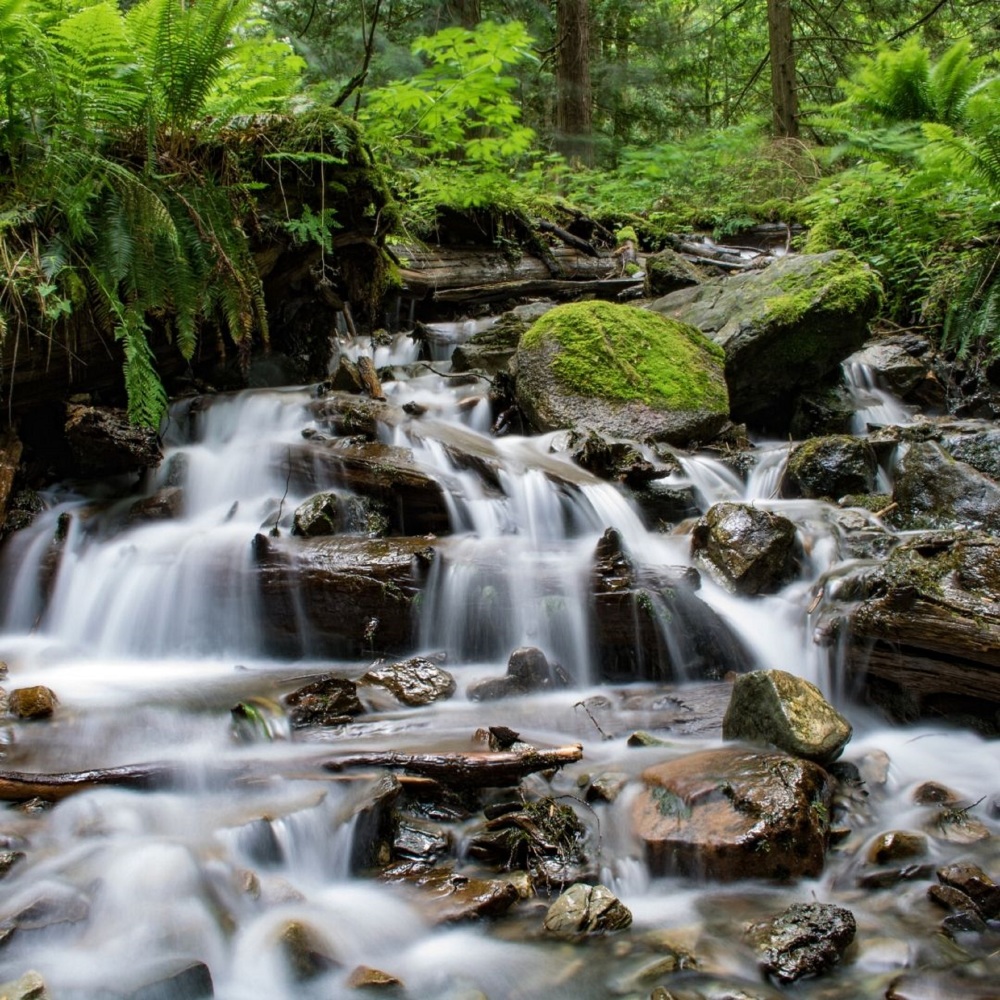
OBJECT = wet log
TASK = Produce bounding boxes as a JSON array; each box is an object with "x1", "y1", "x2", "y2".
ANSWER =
[
  {"x1": 535, "y1": 219, "x2": 600, "y2": 257},
  {"x1": 355, "y1": 356, "x2": 385, "y2": 401},
  {"x1": 431, "y1": 275, "x2": 643, "y2": 306},
  {"x1": 0, "y1": 763, "x2": 177, "y2": 801},
  {"x1": 321, "y1": 744, "x2": 583, "y2": 788}
]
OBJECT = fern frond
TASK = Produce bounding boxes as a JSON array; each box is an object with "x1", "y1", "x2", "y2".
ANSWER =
[{"x1": 118, "y1": 316, "x2": 168, "y2": 428}]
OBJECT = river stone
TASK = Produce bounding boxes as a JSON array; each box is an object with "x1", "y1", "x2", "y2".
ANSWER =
[
  {"x1": 382, "y1": 866, "x2": 519, "y2": 924},
  {"x1": 542, "y1": 883, "x2": 632, "y2": 938},
  {"x1": 866, "y1": 830, "x2": 927, "y2": 865},
  {"x1": 651, "y1": 250, "x2": 881, "y2": 430},
  {"x1": 644, "y1": 248, "x2": 701, "y2": 297},
  {"x1": 936, "y1": 862, "x2": 1000, "y2": 918},
  {"x1": 283, "y1": 675, "x2": 363, "y2": 727},
  {"x1": 278, "y1": 920, "x2": 340, "y2": 981},
  {"x1": 292, "y1": 492, "x2": 343, "y2": 536},
  {"x1": 467, "y1": 646, "x2": 567, "y2": 701},
  {"x1": 0, "y1": 971, "x2": 47, "y2": 1000},
  {"x1": 780, "y1": 435, "x2": 878, "y2": 499},
  {"x1": 691, "y1": 502, "x2": 799, "y2": 595},
  {"x1": 515, "y1": 300, "x2": 730, "y2": 447},
  {"x1": 346, "y1": 965, "x2": 404, "y2": 990},
  {"x1": 722, "y1": 669, "x2": 852, "y2": 763},
  {"x1": 126, "y1": 960, "x2": 214, "y2": 1000},
  {"x1": 746, "y1": 902, "x2": 856, "y2": 983},
  {"x1": 361, "y1": 656, "x2": 456, "y2": 707},
  {"x1": 7, "y1": 686, "x2": 58, "y2": 719},
  {"x1": 64, "y1": 404, "x2": 162, "y2": 476},
  {"x1": 632, "y1": 748, "x2": 832, "y2": 881},
  {"x1": 451, "y1": 313, "x2": 525, "y2": 375},
  {"x1": 891, "y1": 441, "x2": 1000, "y2": 532}
]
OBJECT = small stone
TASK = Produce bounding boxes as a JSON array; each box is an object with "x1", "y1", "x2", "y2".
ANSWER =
[
  {"x1": 293, "y1": 492, "x2": 344, "y2": 537},
  {"x1": 722, "y1": 669, "x2": 852, "y2": 764},
  {"x1": 586, "y1": 772, "x2": 628, "y2": 804},
  {"x1": 0, "y1": 970, "x2": 47, "y2": 1000},
  {"x1": 383, "y1": 867, "x2": 519, "y2": 925},
  {"x1": 7, "y1": 687, "x2": 57, "y2": 720},
  {"x1": 277, "y1": 920, "x2": 340, "y2": 981},
  {"x1": 936, "y1": 862, "x2": 1000, "y2": 919},
  {"x1": 346, "y1": 965, "x2": 403, "y2": 990},
  {"x1": 283, "y1": 675, "x2": 362, "y2": 728},
  {"x1": 941, "y1": 910, "x2": 988, "y2": 936},
  {"x1": 127, "y1": 960, "x2": 214, "y2": 1000},
  {"x1": 857, "y1": 749, "x2": 891, "y2": 787},
  {"x1": 857, "y1": 863, "x2": 935, "y2": 890},
  {"x1": 542, "y1": 883, "x2": 632, "y2": 938},
  {"x1": 0, "y1": 850, "x2": 25, "y2": 878},
  {"x1": 927, "y1": 883, "x2": 980, "y2": 915},
  {"x1": 626, "y1": 730, "x2": 673, "y2": 748},
  {"x1": 913, "y1": 781, "x2": 962, "y2": 805},
  {"x1": 392, "y1": 818, "x2": 450, "y2": 863},
  {"x1": 926, "y1": 810, "x2": 991, "y2": 845},
  {"x1": 866, "y1": 830, "x2": 927, "y2": 865},
  {"x1": 361, "y1": 657, "x2": 456, "y2": 707},
  {"x1": 746, "y1": 902, "x2": 856, "y2": 983}
]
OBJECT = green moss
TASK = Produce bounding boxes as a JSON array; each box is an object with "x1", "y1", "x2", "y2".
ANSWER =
[
  {"x1": 764, "y1": 251, "x2": 882, "y2": 327},
  {"x1": 521, "y1": 300, "x2": 728, "y2": 413},
  {"x1": 616, "y1": 226, "x2": 639, "y2": 245}
]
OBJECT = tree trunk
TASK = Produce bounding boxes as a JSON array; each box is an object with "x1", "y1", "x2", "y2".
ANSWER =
[
  {"x1": 767, "y1": 0, "x2": 798, "y2": 138},
  {"x1": 445, "y1": 0, "x2": 480, "y2": 28},
  {"x1": 555, "y1": 0, "x2": 593, "y2": 164}
]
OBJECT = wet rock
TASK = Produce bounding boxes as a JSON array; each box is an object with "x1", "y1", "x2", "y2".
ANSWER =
[
  {"x1": 64, "y1": 404, "x2": 161, "y2": 476},
  {"x1": 542, "y1": 883, "x2": 632, "y2": 937},
  {"x1": 946, "y1": 428, "x2": 1000, "y2": 482},
  {"x1": 126, "y1": 487, "x2": 183, "y2": 524},
  {"x1": 746, "y1": 902, "x2": 856, "y2": 983},
  {"x1": 586, "y1": 772, "x2": 628, "y2": 804},
  {"x1": 833, "y1": 532, "x2": 1000, "y2": 731},
  {"x1": 350, "y1": 774, "x2": 402, "y2": 872},
  {"x1": 926, "y1": 808, "x2": 991, "y2": 844},
  {"x1": 942, "y1": 909, "x2": 988, "y2": 936},
  {"x1": 467, "y1": 646, "x2": 567, "y2": 701},
  {"x1": 292, "y1": 492, "x2": 343, "y2": 536},
  {"x1": 913, "y1": 781, "x2": 962, "y2": 806},
  {"x1": 393, "y1": 818, "x2": 450, "y2": 864},
  {"x1": 277, "y1": 920, "x2": 340, "y2": 981},
  {"x1": 856, "y1": 863, "x2": 934, "y2": 890},
  {"x1": 346, "y1": 965, "x2": 404, "y2": 990},
  {"x1": 515, "y1": 300, "x2": 730, "y2": 447},
  {"x1": 1, "y1": 488, "x2": 44, "y2": 539},
  {"x1": 789, "y1": 383, "x2": 857, "y2": 438},
  {"x1": 651, "y1": 250, "x2": 881, "y2": 430},
  {"x1": 691, "y1": 502, "x2": 799, "y2": 595},
  {"x1": 0, "y1": 429, "x2": 23, "y2": 536},
  {"x1": 0, "y1": 850, "x2": 25, "y2": 878},
  {"x1": 592, "y1": 528, "x2": 753, "y2": 682},
  {"x1": 780, "y1": 435, "x2": 878, "y2": 499},
  {"x1": 631, "y1": 483, "x2": 701, "y2": 529},
  {"x1": 846, "y1": 333, "x2": 933, "y2": 397},
  {"x1": 361, "y1": 656, "x2": 456, "y2": 707},
  {"x1": 857, "y1": 749, "x2": 891, "y2": 788},
  {"x1": 566, "y1": 430, "x2": 668, "y2": 487},
  {"x1": 381, "y1": 865, "x2": 519, "y2": 924},
  {"x1": 330, "y1": 355, "x2": 366, "y2": 393},
  {"x1": 936, "y1": 862, "x2": 1000, "y2": 918},
  {"x1": 722, "y1": 669, "x2": 852, "y2": 763},
  {"x1": 451, "y1": 313, "x2": 525, "y2": 375},
  {"x1": 125, "y1": 960, "x2": 214, "y2": 999},
  {"x1": 644, "y1": 248, "x2": 702, "y2": 297},
  {"x1": 0, "y1": 971, "x2": 47, "y2": 1000},
  {"x1": 7, "y1": 686, "x2": 57, "y2": 720},
  {"x1": 283, "y1": 675, "x2": 363, "y2": 728},
  {"x1": 866, "y1": 830, "x2": 927, "y2": 865},
  {"x1": 254, "y1": 534, "x2": 434, "y2": 658},
  {"x1": 927, "y1": 883, "x2": 980, "y2": 914},
  {"x1": 632, "y1": 748, "x2": 832, "y2": 881}
]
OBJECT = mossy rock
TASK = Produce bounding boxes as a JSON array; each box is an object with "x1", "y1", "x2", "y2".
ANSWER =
[
  {"x1": 650, "y1": 251, "x2": 882, "y2": 431},
  {"x1": 644, "y1": 249, "x2": 701, "y2": 298},
  {"x1": 780, "y1": 435, "x2": 878, "y2": 500},
  {"x1": 515, "y1": 300, "x2": 729, "y2": 447}
]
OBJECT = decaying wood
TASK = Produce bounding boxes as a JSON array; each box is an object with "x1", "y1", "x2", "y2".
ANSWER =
[
  {"x1": 432, "y1": 276, "x2": 642, "y2": 306},
  {"x1": 321, "y1": 744, "x2": 584, "y2": 787},
  {"x1": 536, "y1": 219, "x2": 600, "y2": 258},
  {"x1": 356, "y1": 355, "x2": 385, "y2": 400},
  {"x1": 0, "y1": 762, "x2": 178, "y2": 801}
]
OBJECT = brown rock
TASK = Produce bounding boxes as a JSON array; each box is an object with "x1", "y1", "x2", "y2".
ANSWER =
[
  {"x1": 746, "y1": 902, "x2": 856, "y2": 983},
  {"x1": 361, "y1": 657, "x2": 456, "y2": 707},
  {"x1": 126, "y1": 487, "x2": 183, "y2": 524},
  {"x1": 866, "y1": 830, "x2": 927, "y2": 866},
  {"x1": 277, "y1": 920, "x2": 339, "y2": 981},
  {"x1": 346, "y1": 965, "x2": 403, "y2": 990},
  {"x1": 913, "y1": 781, "x2": 962, "y2": 806},
  {"x1": 632, "y1": 748, "x2": 832, "y2": 881},
  {"x1": 283, "y1": 675, "x2": 362, "y2": 728},
  {"x1": 936, "y1": 862, "x2": 1000, "y2": 919},
  {"x1": 382, "y1": 866, "x2": 519, "y2": 924},
  {"x1": 8, "y1": 686, "x2": 57, "y2": 720},
  {"x1": 64, "y1": 404, "x2": 161, "y2": 476},
  {"x1": 542, "y1": 883, "x2": 632, "y2": 937}
]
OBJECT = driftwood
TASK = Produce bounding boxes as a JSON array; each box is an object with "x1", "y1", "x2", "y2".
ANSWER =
[
  {"x1": 535, "y1": 219, "x2": 600, "y2": 258},
  {"x1": 355, "y1": 355, "x2": 385, "y2": 400},
  {"x1": 321, "y1": 744, "x2": 584, "y2": 787},
  {"x1": 432, "y1": 276, "x2": 642, "y2": 306},
  {"x1": 0, "y1": 743, "x2": 584, "y2": 801}
]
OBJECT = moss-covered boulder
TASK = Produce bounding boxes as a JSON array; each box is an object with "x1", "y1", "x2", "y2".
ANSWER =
[
  {"x1": 650, "y1": 251, "x2": 881, "y2": 430},
  {"x1": 515, "y1": 301, "x2": 729, "y2": 447},
  {"x1": 644, "y1": 249, "x2": 701, "y2": 297},
  {"x1": 780, "y1": 435, "x2": 878, "y2": 500},
  {"x1": 723, "y1": 669, "x2": 852, "y2": 764}
]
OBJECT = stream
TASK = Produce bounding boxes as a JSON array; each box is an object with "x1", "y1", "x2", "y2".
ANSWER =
[{"x1": 0, "y1": 324, "x2": 997, "y2": 999}]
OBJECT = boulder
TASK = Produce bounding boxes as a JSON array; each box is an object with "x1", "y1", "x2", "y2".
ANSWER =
[
  {"x1": 515, "y1": 300, "x2": 730, "y2": 447},
  {"x1": 0, "y1": 429, "x2": 23, "y2": 536},
  {"x1": 722, "y1": 669, "x2": 852, "y2": 763},
  {"x1": 126, "y1": 486, "x2": 184, "y2": 524},
  {"x1": 945, "y1": 428, "x2": 1000, "y2": 482},
  {"x1": 566, "y1": 429, "x2": 668, "y2": 487},
  {"x1": 64, "y1": 404, "x2": 162, "y2": 476},
  {"x1": 451, "y1": 313, "x2": 525, "y2": 375},
  {"x1": 254, "y1": 534, "x2": 435, "y2": 657},
  {"x1": 746, "y1": 902, "x2": 856, "y2": 983},
  {"x1": 361, "y1": 656, "x2": 456, "y2": 707},
  {"x1": 632, "y1": 748, "x2": 832, "y2": 880},
  {"x1": 891, "y1": 442, "x2": 1000, "y2": 533},
  {"x1": 467, "y1": 646, "x2": 568, "y2": 701},
  {"x1": 691, "y1": 502, "x2": 799, "y2": 595},
  {"x1": 651, "y1": 250, "x2": 881, "y2": 429},
  {"x1": 845, "y1": 333, "x2": 933, "y2": 397},
  {"x1": 831, "y1": 532, "x2": 1000, "y2": 730},
  {"x1": 780, "y1": 435, "x2": 878, "y2": 499},
  {"x1": 283, "y1": 675, "x2": 363, "y2": 728},
  {"x1": 644, "y1": 249, "x2": 701, "y2": 297},
  {"x1": 591, "y1": 528, "x2": 753, "y2": 681},
  {"x1": 542, "y1": 884, "x2": 632, "y2": 937},
  {"x1": 8, "y1": 686, "x2": 58, "y2": 720}
]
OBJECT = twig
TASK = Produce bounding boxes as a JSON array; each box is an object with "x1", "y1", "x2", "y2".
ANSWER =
[
  {"x1": 270, "y1": 446, "x2": 293, "y2": 536},
  {"x1": 574, "y1": 700, "x2": 612, "y2": 741}
]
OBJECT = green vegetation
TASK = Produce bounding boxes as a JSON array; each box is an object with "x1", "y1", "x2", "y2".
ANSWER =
[
  {"x1": 521, "y1": 301, "x2": 728, "y2": 414},
  {"x1": 765, "y1": 252, "x2": 884, "y2": 327}
]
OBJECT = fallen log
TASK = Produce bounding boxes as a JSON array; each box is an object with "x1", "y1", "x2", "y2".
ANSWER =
[
  {"x1": 432, "y1": 276, "x2": 642, "y2": 306},
  {"x1": 355, "y1": 355, "x2": 385, "y2": 401},
  {"x1": 536, "y1": 219, "x2": 600, "y2": 258},
  {"x1": 0, "y1": 762, "x2": 178, "y2": 801},
  {"x1": 321, "y1": 744, "x2": 584, "y2": 788}
]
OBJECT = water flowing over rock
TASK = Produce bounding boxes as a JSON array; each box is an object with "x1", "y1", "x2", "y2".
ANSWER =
[
  {"x1": 651, "y1": 250, "x2": 881, "y2": 430},
  {"x1": 746, "y1": 902, "x2": 856, "y2": 983},
  {"x1": 632, "y1": 748, "x2": 832, "y2": 880},
  {"x1": 451, "y1": 312, "x2": 525, "y2": 375},
  {"x1": 780, "y1": 435, "x2": 878, "y2": 499},
  {"x1": 284, "y1": 675, "x2": 363, "y2": 728},
  {"x1": 945, "y1": 427, "x2": 1000, "y2": 481},
  {"x1": 831, "y1": 532, "x2": 1000, "y2": 730},
  {"x1": 7, "y1": 686, "x2": 57, "y2": 720},
  {"x1": 891, "y1": 441, "x2": 1000, "y2": 532},
  {"x1": 691, "y1": 502, "x2": 799, "y2": 595},
  {"x1": 467, "y1": 646, "x2": 568, "y2": 701},
  {"x1": 846, "y1": 333, "x2": 933, "y2": 397},
  {"x1": 542, "y1": 884, "x2": 632, "y2": 937},
  {"x1": 515, "y1": 300, "x2": 730, "y2": 447},
  {"x1": 723, "y1": 669, "x2": 852, "y2": 763}
]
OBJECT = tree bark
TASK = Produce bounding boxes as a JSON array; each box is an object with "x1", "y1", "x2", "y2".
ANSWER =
[
  {"x1": 445, "y1": 0, "x2": 480, "y2": 28},
  {"x1": 766, "y1": 0, "x2": 799, "y2": 138},
  {"x1": 555, "y1": 0, "x2": 593, "y2": 164}
]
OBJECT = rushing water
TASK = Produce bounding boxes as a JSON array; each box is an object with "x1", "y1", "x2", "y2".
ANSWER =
[{"x1": 0, "y1": 327, "x2": 997, "y2": 998}]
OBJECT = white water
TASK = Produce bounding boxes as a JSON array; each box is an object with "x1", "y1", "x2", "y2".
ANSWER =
[{"x1": 0, "y1": 326, "x2": 997, "y2": 998}]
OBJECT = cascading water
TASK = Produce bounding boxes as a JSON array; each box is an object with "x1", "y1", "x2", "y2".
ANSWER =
[{"x1": 0, "y1": 321, "x2": 997, "y2": 999}]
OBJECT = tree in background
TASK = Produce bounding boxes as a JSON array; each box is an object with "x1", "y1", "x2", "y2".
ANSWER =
[{"x1": 554, "y1": 0, "x2": 593, "y2": 164}]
